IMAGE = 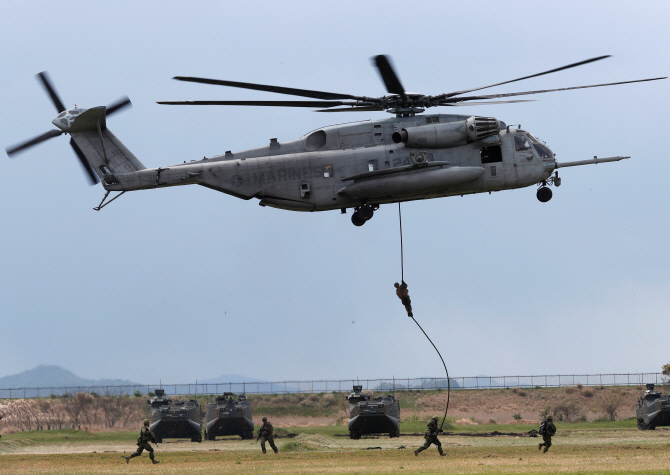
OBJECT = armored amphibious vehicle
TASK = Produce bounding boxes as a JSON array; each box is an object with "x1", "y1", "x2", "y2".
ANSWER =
[
  {"x1": 148, "y1": 389, "x2": 202, "y2": 442},
  {"x1": 636, "y1": 384, "x2": 670, "y2": 430},
  {"x1": 205, "y1": 393, "x2": 254, "y2": 440},
  {"x1": 347, "y1": 385, "x2": 400, "y2": 439}
]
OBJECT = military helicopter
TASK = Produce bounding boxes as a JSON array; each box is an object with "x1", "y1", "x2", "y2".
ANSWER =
[{"x1": 6, "y1": 56, "x2": 664, "y2": 226}]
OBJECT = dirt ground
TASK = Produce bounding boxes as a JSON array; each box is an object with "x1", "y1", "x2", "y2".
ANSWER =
[{"x1": 2, "y1": 428, "x2": 670, "y2": 474}]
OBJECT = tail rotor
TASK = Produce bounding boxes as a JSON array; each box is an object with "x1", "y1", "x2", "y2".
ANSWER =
[{"x1": 5, "y1": 71, "x2": 132, "y2": 185}]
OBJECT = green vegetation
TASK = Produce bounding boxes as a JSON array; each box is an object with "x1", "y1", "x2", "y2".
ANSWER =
[{"x1": 0, "y1": 428, "x2": 136, "y2": 444}]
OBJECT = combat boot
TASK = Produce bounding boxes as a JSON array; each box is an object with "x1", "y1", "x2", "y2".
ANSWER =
[
  {"x1": 273, "y1": 448, "x2": 278, "y2": 453},
  {"x1": 121, "y1": 456, "x2": 130, "y2": 464},
  {"x1": 414, "y1": 449, "x2": 419, "y2": 456},
  {"x1": 152, "y1": 459, "x2": 160, "y2": 464},
  {"x1": 439, "y1": 451, "x2": 446, "y2": 456},
  {"x1": 538, "y1": 443, "x2": 542, "y2": 451}
]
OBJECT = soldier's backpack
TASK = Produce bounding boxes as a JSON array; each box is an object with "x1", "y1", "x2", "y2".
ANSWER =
[{"x1": 538, "y1": 420, "x2": 547, "y2": 436}]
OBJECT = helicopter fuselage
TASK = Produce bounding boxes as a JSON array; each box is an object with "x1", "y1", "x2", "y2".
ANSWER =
[{"x1": 101, "y1": 113, "x2": 557, "y2": 213}]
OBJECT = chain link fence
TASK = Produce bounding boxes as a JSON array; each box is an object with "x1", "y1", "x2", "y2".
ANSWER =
[{"x1": 0, "y1": 373, "x2": 664, "y2": 399}]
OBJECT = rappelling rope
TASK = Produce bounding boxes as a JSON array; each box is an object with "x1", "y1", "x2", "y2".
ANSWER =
[
  {"x1": 398, "y1": 202, "x2": 450, "y2": 431},
  {"x1": 398, "y1": 203, "x2": 404, "y2": 283}
]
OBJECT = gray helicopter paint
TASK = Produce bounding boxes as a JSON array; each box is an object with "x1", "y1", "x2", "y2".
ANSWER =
[{"x1": 64, "y1": 110, "x2": 624, "y2": 213}]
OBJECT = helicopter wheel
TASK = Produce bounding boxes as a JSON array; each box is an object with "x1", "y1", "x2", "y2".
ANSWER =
[
  {"x1": 537, "y1": 186, "x2": 553, "y2": 203},
  {"x1": 359, "y1": 205, "x2": 374, "y2": 221},
  {"x1": 351, "y1": 211, "x2": 366, "y2": 226}
]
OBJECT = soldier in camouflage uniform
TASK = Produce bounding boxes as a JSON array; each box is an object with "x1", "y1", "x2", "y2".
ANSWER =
[
  {"x1": 538, "y1": 415, "x2": 556, "y2": 453},
  {"x1": 258, "y1": 416, "x2": 278, "y2": 454},
  {"x1": 122, "y1": 419, "x2": 160, "y2": 464},
  {"x1": 394, "y1": 281, "x2": 413, "y2": 317},
  {"x1": 415, "y1": 416, "x2": 445, "y2": 456}
]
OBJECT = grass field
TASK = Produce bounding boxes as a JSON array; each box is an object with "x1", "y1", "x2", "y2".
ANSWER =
[{"x1": 2, "y1": 422, "x2": 669, "y2": 474}]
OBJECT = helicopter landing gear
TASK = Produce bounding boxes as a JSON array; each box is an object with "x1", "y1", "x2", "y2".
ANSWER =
[
  {"x1": 537, "y1": 186, "x2": 553, "y2": 202},
  {"x1": 536, "y1": 172, "x2": 560, "y2": 203},
  {"x1": 351, "y1": 204, "x2": 378, "y2": 226}
]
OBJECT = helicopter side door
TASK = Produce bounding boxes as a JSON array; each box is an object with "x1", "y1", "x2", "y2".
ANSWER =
[{"x1": 480, "y1": 143, "x2": 504, "y2": 188}]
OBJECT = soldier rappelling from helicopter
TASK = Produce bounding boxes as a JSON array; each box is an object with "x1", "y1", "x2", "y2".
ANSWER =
[{"x1": 394, "y1": 281, "x2": 413, "y2": 317}]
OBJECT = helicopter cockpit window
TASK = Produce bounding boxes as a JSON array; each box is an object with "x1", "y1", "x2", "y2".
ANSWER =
[
  {"x1": 514, "y1": 135, "x2": 531, "y2": 151},
  {"x1": 526, "y1": 133, "x2": 539, "y2": 143},
  {"x1": 533, "y1": 143, "x2": 553, "y2": 159},
  {"x1": 323, "y1": 165, "x2": 333, "y2": 178}
]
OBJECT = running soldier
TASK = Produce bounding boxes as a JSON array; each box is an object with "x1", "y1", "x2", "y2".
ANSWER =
[
  {"x1": 122, "y1": 419, "x2": 159, "y2": 464},
  {"x1": 257, "y1": 416, "x2": 278, "y2": 454},
  {"x1": 538, "y1": 415, "x2": 556, "y2": 453},
  {"x1": 415, "y1": 416, "x2": 445, "y2": 456}
]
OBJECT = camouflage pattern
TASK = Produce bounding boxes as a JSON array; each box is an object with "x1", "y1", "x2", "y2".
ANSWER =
[
  {"x1": 415, "y1": 418, "x2": 444, "y2": 456},
  {"x1": 129, "y1": 426, "x2": 157, "y2": 461},
  {"x1": 259, "y1": 420, "x2": 278, "y2": 454},
  {"x1": 538, "y1": 420, "x2": 556, "y2": 453}
]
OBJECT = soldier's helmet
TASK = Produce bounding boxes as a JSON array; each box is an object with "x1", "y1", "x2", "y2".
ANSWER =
[
  {"x1": 432, "y1": 416, "x2": 439, "y2": 421},
  {"x1": 262, "y1": 416, "x2": 267, "y2": 421},
  {"x1": 394, "y1": 282, "x2": 400, "y2": 288},
  {"x1": 546, "y1": 415, "x2": 553, "y2": 421},
  {"x1": 143, "y1": 419, "x2": 150, "y2": 425}
]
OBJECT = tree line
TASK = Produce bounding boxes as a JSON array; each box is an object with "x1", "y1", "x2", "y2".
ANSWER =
[{"x1": 0, "y1": 391, "x2": 149, "y2": 432}]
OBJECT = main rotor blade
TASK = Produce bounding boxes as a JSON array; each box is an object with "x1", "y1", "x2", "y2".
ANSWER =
[
  {"x1": 440, "y1": 77, "x2": 667, "y2": 103},
  {"x1": 436, "y1": 55, "x2": 611, "y2": 100},
  {"x1": 106, "y1": 96, "x2": 132, "y2": 116},
  {"x1": 157, "y1": 100, "x2": 356, "y2": 107},
  {"x1": 172, "y1": 76, "x2": 369, "y2": 101},
  {"x1": 70, "y1": 138, "x2": 99, "y2": 185},
  {"x1": 316, "y1": 106, "x2": 386, "y2": 112},
  {"x1": 373, "y1": 55, "x2": 406, "y2": 97},
  {"x1": 439, "y1": 100, "x2": 536, "y2": 106},
  {"x1": 36, "y1": 72, "x2": 66, "y2": 113},
  {"x1": 6, "y1": 129, "x2": 63, "y2": 157}
]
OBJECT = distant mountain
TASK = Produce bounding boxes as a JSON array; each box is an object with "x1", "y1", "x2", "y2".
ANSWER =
[{"x1": 0, "y1": 365, "x2": 139, "y2": 391}]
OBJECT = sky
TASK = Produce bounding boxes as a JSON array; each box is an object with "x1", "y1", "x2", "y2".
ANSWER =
[{"x1": 1, "y1": 0, "x2": 668, "y2": 386}]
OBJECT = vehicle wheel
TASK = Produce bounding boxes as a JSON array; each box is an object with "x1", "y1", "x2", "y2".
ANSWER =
[
  {"x1": 349, "y1": 431, "x2": 361, "y2": 439},
  {"x1": 389, "y1": 429, "x2": 400, "y2": 438},
  {"x1": 536, "y1": 186, "x2": 553, "y2": 202},
  {"x1": 208, "y1": 432, "x2": 216, "y2": 441},
  {"x1": 359, "y1": 205, "x2": 374, "y2": 221},
  {"x1": 637, "y1": 419, "x2": 645, "y2": 430},
  {"x1": 351, "y1": 212, "x2": 365, "y2": 227}
]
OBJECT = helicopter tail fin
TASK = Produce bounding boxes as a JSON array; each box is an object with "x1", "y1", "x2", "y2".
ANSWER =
[
  {"x1": 70, "y1": 127, "x2": 146, "y2": 183},
  {"x1": 67, "y1": 106, "x2": 146, "y2": 184}
]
